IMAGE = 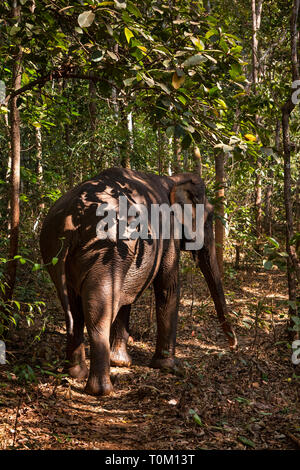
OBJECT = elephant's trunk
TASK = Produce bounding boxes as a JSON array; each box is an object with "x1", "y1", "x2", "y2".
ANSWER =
[{"x1": 196, "y1": 246, "x2": 238, "y2": 349}]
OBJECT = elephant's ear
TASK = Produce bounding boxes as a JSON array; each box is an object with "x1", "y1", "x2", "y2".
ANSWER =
[
  {"x1": 169, "y1": 180, "x2": 199, "y2": 207},
  {"x1": 169, "y1": 180, "x2": 200, "y2": 246},
  {"x1": 170, "y1": 180, "x2": 212, "y2": 223},
  {"x1": 169, "y1": 180, "x2": 213, "y2": 249},
  {"x1": 204, "y1": 198, "x2": 214, "y2": 224}
]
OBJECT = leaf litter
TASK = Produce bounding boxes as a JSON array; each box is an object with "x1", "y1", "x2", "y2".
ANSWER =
[{"x1": 0, "y1": 264, "x2": 299, "y2": 450}]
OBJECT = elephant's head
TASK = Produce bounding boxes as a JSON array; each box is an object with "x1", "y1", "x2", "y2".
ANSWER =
[{"x1": 169, "y1": 174, "x2": 237, "y2": 349}]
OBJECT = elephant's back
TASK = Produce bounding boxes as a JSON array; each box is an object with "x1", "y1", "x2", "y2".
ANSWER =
[{"x1": 39, "y1": 167, "x2": 169, "y2": 267}]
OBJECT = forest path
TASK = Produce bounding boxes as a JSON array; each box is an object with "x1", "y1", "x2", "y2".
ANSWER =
[{"x1": 0, "y1": 264, "x2": 299, "y2": 450}]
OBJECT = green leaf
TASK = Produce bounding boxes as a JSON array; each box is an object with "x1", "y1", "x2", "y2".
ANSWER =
[
  {"x1": 13, "y1": 301, "x2": 21, "y2": 310},
  {"x1": 181, "y1": 134, "x2": 192, "y2": 149},
  {"x1": 215, "y1": 98, "x2": 227, "y2": 109},
  {"x1": 32, "y1": 263, "x2": 41, "y2": 272},
  {"x1": 263, "y1": 260, "x2": 273, "y2": 270},
  {"x1": 190, "y1": 37, "x2": 205, "y2": 51},
  {"x1": 229, "y1": 63, "x2": 242, "y2": 79},
  {"x1": 166, "y1": 126, "x2": 175, "y2": 138},
  {"x1": 267, "y1": 237, "x2": 280, "y2": 248},
  {"x1": 91, "y1": 50, "x2": 105, "y2": 62},
  {"x1": 127, "y1": 1, "x2": 142, "y2": 17},
  {"x1": 156, "y1": 82, "x2": 171, "y2": 94},
  {"x1": 78, "y1": 11, "x2": 95, "y2": 28},
  {"x1": 9, "y1": 25, "x2": 21, "y2": 36},
  {"x1": 51, "y1": 257, "x2": 58, "y2": 266},
  {"x1": 124, "y1": 27, "x2": 134, "y2": 43},
  {"x1": 189, "y1": 409, "x2": 203, "y2": 426},
  {"x1": 123, "y1": 77, "x2": 136, "y2": 86},
  {"x1": 238, "y1": 436, "x2": 255, "y2": 448},
  {"x1": 193, "y1": 413, "x2": 202, "y2": 426},
  {"x1": 142, "y1": 75, "x2": 154, "y2": 87},
  {"x1": 182, "y1": 54, "x2": 207, "y2": 67}
]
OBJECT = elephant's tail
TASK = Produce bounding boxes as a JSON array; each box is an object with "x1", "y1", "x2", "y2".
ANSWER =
[
  {"x1": 58, "y1": 251, "x2": 74, "y2": 336},
  {"x1": 46, "y1": 242, "x2": 74, "y2": 336}
]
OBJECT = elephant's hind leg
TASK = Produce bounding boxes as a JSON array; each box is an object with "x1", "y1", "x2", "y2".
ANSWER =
[
  {"x1": 81, "y1": 277, "x2": 116, "y2": 396},
  {"x1": 110, "y1": 305, "x2": 132, "y2": 367},
  {"x1": 65, "y1": 288, "x2": 88, "y2": 380}
]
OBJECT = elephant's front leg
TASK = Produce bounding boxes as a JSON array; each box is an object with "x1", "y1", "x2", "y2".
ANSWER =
[
  {"x1": 110, "y1": 305, "x2": 132, "y2": 367},
  {"x1": 81, "y1": 282, "x2": 114, "y2": 396},
  {"x1": 150, "y1": 268, "x2": 180, "y2": 371}
]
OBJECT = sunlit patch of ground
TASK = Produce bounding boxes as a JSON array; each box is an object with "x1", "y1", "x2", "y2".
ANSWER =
[{"x1": 0, "y1": 264, "x2": 299, "y2": 450}]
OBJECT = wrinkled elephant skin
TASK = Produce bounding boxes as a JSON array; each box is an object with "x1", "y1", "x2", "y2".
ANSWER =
[{"x1": 40, "y1": 168, "x2": 237, "y2": 396}]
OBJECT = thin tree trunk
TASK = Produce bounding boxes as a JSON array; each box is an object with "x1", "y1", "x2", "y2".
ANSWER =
[
  {"x1": 5, "y1": 1, "x2": 22, "y2": 300},
  {"x1": 157, "y1": 127, "x2": 164, "y2": 175},
  {"x1": 193, "y1": 145, "x2": 202, "y2": 177},
  {"x1": 127, "y1": 111, "x2": 133, "y2": 151},
  {"x1": 215, "y1": 152, "x2": 225, "y2": 277},
  {"x1": 251, "y1": 0, "x2": 263, "y2": 91},
  {"x1": 33, "y1": 125, "x2": 44, "y2": 232},
  {"x1": 295, "y1": 175, "x2": 300, "y2": 254},
  {"x1": 172, "y1": 136, "x2": 181, "y2": 174},
  {"x1": 65, "y1": 122, "x2": 74, "y2": 187},
  {"x1": 4, "y1": 113, "x2": 12, "y2": 231},
  {"x1": 89, "y1": 80, "x2": 97, "y2": 171},
  {"x1": 252, "y1": 0, "x2": 264, "y2": 241},
  {"x1": 119, "y1": 102, "x2": 131, "y2": 169},
  {"x1": 264, "y1": 120, "x2": 279, "y2": 235},
  {"x1": 281, "y1": 0, "x2": 300, "y2": 327},
  {"x1": 36, "y1": 126, "x2": 44, "y2": 209}
]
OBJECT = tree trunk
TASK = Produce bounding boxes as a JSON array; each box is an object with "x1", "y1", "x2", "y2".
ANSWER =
[
  {"x1": 215, "y1": 152, "x2": 225, "y2": 277},
  {"x1": 193, "y1": 145, "x2": 202, "y2": 177},
  {"x1": 157, "y1": 126, "x2": 164, "y2": 175},
  {"x1": 281, "y1": 0, "x2": 300, "y2": 330},
  {"x1": 89, "y1": 80, "x2": 98, "y2": 171},
  {"x1": 36, "y1": 126, "x2": 44, "y2": 209},
  {"x1": 5, "y1": 1, "x2": 22, "y2": 300},
  {"x1": 172, "y1": 136, "x2": 181, "y2": 174},
  {"x1": 252, "y1": 0, "x2": 264, "y2": 242},
  {"x1": 119, "y1": 102, "x2": 131, "y2": 169},
  {"x1": 4, "y1": 113, "x2": 12, "y2": 231},
  {"x1": 264, "y1": 120, "x2": 279, "y2": 235},
  {"x1": 251, "y1": 0, "x2": 263, "y2": 92}
]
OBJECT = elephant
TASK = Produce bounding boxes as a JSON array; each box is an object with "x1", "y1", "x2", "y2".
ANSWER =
[{"x1": 40, "y1": 167, "x2": 237, "y2": 395}]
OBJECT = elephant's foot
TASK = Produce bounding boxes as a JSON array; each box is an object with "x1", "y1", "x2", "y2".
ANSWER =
[
  {"x1": 68, "y1": 363, "x2": 89, "y2": 381},
  {"x1": 150, "y1": 356, "x2": 178, "y2": 370},
  {"x1": 150, "y1": 355, "x2": 182, "y2": 373},
  {"x1": 84, "y1": 375, "x2": 114, "y2": 396},
  {"x1": 110, "y1": 346, "x2": 132, "y2": 367}
]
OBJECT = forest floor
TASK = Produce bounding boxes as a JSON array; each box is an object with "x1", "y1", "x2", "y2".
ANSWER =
[{"x1": 0, "y1": 257, "x2": 299, "y2": 450}]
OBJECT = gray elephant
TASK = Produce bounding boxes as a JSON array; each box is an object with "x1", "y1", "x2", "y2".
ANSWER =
[{"x1": 40, "y1": 167, "x2": 237, "y2": 395}]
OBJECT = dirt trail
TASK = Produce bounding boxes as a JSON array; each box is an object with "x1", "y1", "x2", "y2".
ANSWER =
[{"x1": 0, "y1": 266, "x2": 299, "y2": 450}]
